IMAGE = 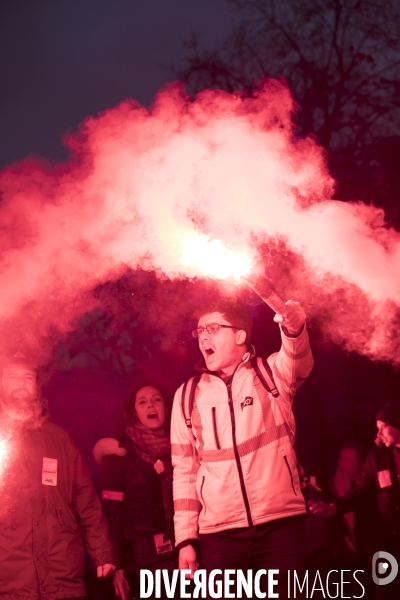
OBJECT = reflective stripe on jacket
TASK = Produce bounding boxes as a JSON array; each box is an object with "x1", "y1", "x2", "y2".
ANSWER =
[{"x1": 171, "y1": 325, "x2": 313, "y2": 546}]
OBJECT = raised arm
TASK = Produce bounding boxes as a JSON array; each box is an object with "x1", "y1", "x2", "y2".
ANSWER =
[{"x1": 268, "y1": 300, "x2": 314, "y2": 401}]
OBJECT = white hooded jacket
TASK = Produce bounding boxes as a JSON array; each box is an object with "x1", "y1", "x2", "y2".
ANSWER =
[{"x1": 170, "y1": 325, "x2": 313, "y2": 546}]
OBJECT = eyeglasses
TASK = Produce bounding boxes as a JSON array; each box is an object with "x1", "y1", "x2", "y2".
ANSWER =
[{"x1": 191, "y1": 324, "x2": 239, "y2": 338}]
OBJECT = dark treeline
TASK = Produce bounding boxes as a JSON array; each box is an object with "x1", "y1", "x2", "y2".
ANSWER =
[{"x1": 175, "y1": 0, "x2": 400, "y2": 228}]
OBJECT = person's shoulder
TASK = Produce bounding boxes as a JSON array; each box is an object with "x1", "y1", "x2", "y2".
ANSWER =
[
  {"x1": 43, "y1": 420, "x2": 70, "y2": 438},
  {"x1": 175, "y1": 379, "x2": 189, "y2": 394},
  {"x1": 172, "y1": 377, "x2": 196, "y2": 402},
  {"x1": 39, "y1": 421, "x2": 80, "y2": 455}
]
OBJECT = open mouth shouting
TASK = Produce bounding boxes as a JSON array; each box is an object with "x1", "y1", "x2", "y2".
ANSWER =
[
  {"x1": 134, "y1": 386, "x2": 167, "y2": 430},
  {"x1": 136, "y1": 404, "x2": 164, "y2": 430},
  {"x1": 202, "y1": 345, "x2": 215, "y2": 361},
  {"x1": 146, "y1": 411, "x2": 158, "y2": 421}
]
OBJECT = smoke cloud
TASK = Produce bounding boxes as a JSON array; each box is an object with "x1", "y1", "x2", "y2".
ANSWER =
[{"x1": 0, "y1": 80, "x2": 399, "y2": 363}]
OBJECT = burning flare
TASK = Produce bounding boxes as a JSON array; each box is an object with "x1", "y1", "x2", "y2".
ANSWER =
[{"x1": 180, "y1": 232, "x2": 251, "y2": 281}]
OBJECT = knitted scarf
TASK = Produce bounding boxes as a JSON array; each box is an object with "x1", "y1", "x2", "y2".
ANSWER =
[{"x1": 125, "y1": 421, "x2": 170, "y2": 464}]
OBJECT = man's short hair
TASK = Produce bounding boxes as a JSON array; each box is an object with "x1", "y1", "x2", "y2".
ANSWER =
[{"x1": 196, "y1": 298, "x2": 253, "y2": 347}]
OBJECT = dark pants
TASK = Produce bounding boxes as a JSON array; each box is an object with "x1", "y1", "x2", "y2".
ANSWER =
[{"x1": 200, "y1": 515, "x2": 308, "y2": 600}]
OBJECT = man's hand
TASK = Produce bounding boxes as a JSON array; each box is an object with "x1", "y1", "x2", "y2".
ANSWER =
[
  {"x1": 97, "y1": 563, "x2": 117, "y2": 578},
  {"x1": 309, "y1": 501, "x2": 336, "y2": 518},
  {"x1": 274, "y1": 300, "x2": 306, "y2": 335},
  {"x1": 113, "y1": 568, "x2": 130, "y2": 600},
  {"x1": 179, "y1": 544, "x2": 199, "y2": 579}
]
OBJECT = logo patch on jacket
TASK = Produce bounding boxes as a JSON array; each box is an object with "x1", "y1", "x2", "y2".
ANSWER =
[{"x1": 241, "y1": 396, "x2": 253, "y2": 409}]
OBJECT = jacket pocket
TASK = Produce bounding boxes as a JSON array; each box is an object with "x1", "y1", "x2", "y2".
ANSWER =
[
  {"x1": 211, "y1": 407, "x2": 221, "y2": 449},
  {"x1": 53, "y1": 503, "x2": 80, "y2": 534},
  {"x1": 283, "y1": 455, "x2": 297, "y2": 496},
  {"x1": 55, "y1": 506, "x2": 63, "y2": 525},
  {"x1": 199, "y1": 476, "x2": 206, "y2": 515}
]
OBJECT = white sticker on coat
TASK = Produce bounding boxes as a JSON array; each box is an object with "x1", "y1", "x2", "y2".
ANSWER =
[
  {"x1": 377, "y1": 469, "x2": 392, "y2": 488},
  {"x1": 42, "y1": 457, "x2": 57, "y2": 486}
]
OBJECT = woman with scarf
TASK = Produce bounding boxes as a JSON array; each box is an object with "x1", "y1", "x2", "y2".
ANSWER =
[{"x1": 94, "y1": 383, "x2": 176, "y2": 600}]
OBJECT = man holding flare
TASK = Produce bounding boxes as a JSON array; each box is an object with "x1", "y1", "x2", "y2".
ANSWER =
[{"x1": 170, "y1": 280, "x2": 313, "y2": 597}]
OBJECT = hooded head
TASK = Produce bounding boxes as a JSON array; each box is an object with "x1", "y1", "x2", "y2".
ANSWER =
[{"x1": 376, "y1": 402, "x2": 400, "y2": 448}]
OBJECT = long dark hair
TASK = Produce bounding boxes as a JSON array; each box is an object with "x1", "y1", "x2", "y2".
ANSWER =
[{"x1": 113, "y1": 381, "x2": 172, "y2": 442}]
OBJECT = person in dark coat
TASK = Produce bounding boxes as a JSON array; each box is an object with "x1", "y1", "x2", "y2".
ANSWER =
[
  {"x1": 94, "y1": 383, "x2": 176, "y2": 600},
  {"x1": 313, "y1": 401, "x2": 400, "y2": 598},
  {"x1": 327, "y1": 443, "x2": 375, "y2": 564},
  {"x1": 0, "y1": 352, "x2": 116, "y2": 600}
]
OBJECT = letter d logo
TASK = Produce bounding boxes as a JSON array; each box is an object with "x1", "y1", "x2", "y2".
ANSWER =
[{"x1": 372, "y1": 551, "x2": 398, "y2": 586}]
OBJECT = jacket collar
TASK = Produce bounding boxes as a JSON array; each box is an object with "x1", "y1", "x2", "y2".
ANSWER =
[{"x1": 194, "y1": 345, "x2": 256, "y2": 375}]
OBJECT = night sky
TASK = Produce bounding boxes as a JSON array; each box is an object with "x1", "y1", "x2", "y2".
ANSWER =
[{"x1": 0, "y1": 0, "x2": 232, "y2": 168}]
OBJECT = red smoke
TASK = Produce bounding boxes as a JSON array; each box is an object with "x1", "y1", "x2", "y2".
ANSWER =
[{"x1": 0, "y1": 80, "x2": 399, "y2": 363}]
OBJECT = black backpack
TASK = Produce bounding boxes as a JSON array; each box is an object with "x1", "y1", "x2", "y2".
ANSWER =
[{"x1": 181, "y1": 356, "x2": 279, "y2": 428}]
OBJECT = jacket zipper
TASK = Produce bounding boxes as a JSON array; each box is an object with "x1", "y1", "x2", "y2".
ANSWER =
[
  {"x1": 211, "y1": 407, "x2": 221, "y2": 450},
  {"x1": 283, "y1": 455, "x2": 297, "y2": 495},
  {"x1": 199, "y1": 476, "x2": 206, "y2": 515},
  {"x1": 226, "y1": 381, "x2": 253, "y2": 527}
]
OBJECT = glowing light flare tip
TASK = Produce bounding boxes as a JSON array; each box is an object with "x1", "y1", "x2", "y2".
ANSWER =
[{"x1": 180, "y1": 234, "x2": 252, "y2": 282}]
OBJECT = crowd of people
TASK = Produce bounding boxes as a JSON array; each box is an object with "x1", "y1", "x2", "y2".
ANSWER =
[{"x1": 0, "y1": 294, "x2": 399, "y2": 600}]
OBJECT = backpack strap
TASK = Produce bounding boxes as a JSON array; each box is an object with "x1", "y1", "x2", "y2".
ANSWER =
[
  {"x1": 181, "y1": 374, "x2": 202, "y2": 428},
  {"x1": 252, "y1": 356, "x2": 280, "y2": 398}
]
